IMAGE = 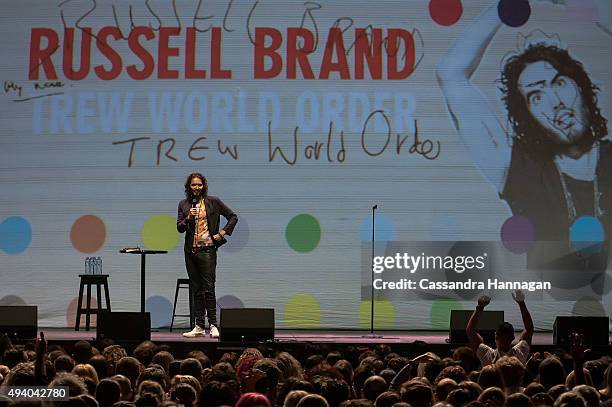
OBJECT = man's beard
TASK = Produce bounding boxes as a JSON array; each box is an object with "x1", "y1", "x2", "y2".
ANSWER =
[
  {"x1": 536, "y1": 108, "x2": 593, "y2": 157},
  {"x1": 548, "y1": 125, "x2": 594, "y2": 157}
]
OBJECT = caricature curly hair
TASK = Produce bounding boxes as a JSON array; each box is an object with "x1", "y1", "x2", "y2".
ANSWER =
[{"x1": 500, "y1": 44, "x2": 608, "y2": 160}]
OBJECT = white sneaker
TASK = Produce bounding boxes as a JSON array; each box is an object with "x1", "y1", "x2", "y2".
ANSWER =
[
  {"x1": 182, "y1": 325, "x2": 206, "y2": 338},
  {"x1": 209, "y1": 324, "x2": 219, "y2": 339}
]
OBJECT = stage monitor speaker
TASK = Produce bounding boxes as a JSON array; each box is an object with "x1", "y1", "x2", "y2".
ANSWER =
[
  {"x1": 96, "y1": 311, "x2": 151, "y2": 342},
  {"x1": 553, "y1": 316, "x2": 609, "y2": 347},
  {"x1": 220, "y1": 308, "x2": 274, "y2": 342},
  {"x1": 449, "y1": 310, "x2": 504, "y2": 345},
  {"x1": 0, "y1": 306, "x2": 37, "y2": 339}
]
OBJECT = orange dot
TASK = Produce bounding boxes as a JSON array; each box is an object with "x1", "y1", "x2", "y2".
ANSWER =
[{"x1": 70, "y1": 215, "x2": 106, "y2": 253}]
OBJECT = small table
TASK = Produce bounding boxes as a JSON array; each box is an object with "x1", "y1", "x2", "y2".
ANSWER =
[{"x1": 119, "y1": 248, "x2": 168, "y2": 312}]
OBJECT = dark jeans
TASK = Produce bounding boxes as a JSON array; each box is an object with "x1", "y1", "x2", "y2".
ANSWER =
[{"x1": 185, "y1": 248, "x2": 217, "y2": 327}]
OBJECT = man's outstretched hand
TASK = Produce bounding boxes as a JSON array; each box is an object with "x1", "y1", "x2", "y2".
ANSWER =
[
  {"x1": 512, "y1": 289, "x2": 525, "y2": 303},
  {"x1": 477, "y1": 295, "x2": 491, "y2": 309}
]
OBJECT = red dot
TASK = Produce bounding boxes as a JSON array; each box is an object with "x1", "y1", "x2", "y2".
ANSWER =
[
  {"x1": 429, "y1": 0, "x2": 463, "y2": 27},
  {"x1": 70, "y1": 215, "x2": 106, "y2": 253}
]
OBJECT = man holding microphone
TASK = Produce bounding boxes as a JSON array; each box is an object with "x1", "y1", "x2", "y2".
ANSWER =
[{"x1": 177, "y1": 172, "x2": 238, "y2": 338}]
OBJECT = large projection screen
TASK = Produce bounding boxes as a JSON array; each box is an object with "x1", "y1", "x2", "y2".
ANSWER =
[{"x1": 1, "y1": 0, "x2": 611, "y2": 330}]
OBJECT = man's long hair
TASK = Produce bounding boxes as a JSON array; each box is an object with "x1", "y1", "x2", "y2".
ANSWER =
[
  {"x1": 500, "y1": 44, "x2": 608, "y2": 160},
  {"x1": 184, "y1": 172, "x2": 208, "y2": 199}
]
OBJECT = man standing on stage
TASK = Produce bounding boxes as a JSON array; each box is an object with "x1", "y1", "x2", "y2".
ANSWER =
[{"x1": 177, "y1": 172, "x2": 238, "y2": 338}]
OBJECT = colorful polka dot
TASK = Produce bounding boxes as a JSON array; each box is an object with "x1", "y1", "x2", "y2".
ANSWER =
[
  {"x1": 572, "y1": 297, "x2": 606, "y2": 317},
  {"x1": 217, "y1": 295, "x2": 245, "y2": 319},
  {"x1": 0, "y1": 216, "x2": 32, "y2": 254},
  {"x1": 142, "y1": 214, "x2": 180, "y2": 251},
  {"x1": 70, "y1": 215, "x2": 106, "y2": 253},
  {"x1": 498, "y1": 0, "x2": 531, "y2": 28},
  {"x1": 570, "y1": 216, "x2": 605, "y2": 255},
  {"x1": 66, "y1": 296, "x2": 99, "y2": 328},
  {"x1": 359, "y1": 299, "x2": 395, "y2": 330},
  {"x1": 430, "y1": 216, "x2": 463, "y2": 241},
  {"x1": 360, "y1": 213, "x2": 395, "y2": 242},
  {"x1": 223, "y1": 218, "x2": 249, "y2": 253},
  {"x1": 501, "y1": 215, "x2": 535, "y2": 254},
  {"x1": 430, "y1": 298, "x2": 463, "y2": 329},
  {"x1": 429, "y1": 0, "x2": 463, "y2": 27},
  {"x1": 146, "y1": 295, "x2": 172, "y2": 328},
  {"x1": 0, "y1": 296, "x2": 27, "y2": 306},
  {"x1": 283, "y1": 294, "x2": 321, "y2": 328},
  {"x1": 285, "y1": 214, "x2": 321, "y2": 253},
  {"x1": 217, "y1": 295, "x2": 244, "y2": 321}
]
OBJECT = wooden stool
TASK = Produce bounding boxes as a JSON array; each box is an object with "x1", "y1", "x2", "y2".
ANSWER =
[
  {"x1": 170, "y1": 278, "x2": 194, "y2": 331},
  {"x1": 75, "y1": 274, "x2": 111, "y2": 331}
]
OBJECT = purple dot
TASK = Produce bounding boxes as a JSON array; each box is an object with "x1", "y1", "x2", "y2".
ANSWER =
[
  {"x1": 223, "y1": 217, "x2": 249, "y2": 253},
  {"x1": 501, "y1": 215, "x2": 535, "y2": 254},
  {"x1": 216, "y1": 295, "x2": 245, "y2": 320},
  {"x1": 498, "y1": 0, "x2": 531, "y2": 28}
]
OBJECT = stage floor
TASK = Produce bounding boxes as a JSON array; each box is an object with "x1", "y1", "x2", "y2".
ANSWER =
[
  {"x1": 42, "y1": 328, "x2": 557, "y2": 345},
  {"x1": 33, "y1": 329, "x2": 612, "y2": 359}
]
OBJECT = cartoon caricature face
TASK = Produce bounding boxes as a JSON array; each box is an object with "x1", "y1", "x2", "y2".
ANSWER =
[{"x1": 518, "y1": 61, "x2": 588, "y2": 145}]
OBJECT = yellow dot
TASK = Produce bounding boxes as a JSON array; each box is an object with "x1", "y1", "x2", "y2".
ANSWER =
[
  {"x1": 283, "y1": 294, "x2": 321, "y2": 328},
  {"x1": 142, "y1": 214, "x2": 180, "y2": 251},
  {"x1": 359, "y1": 300, "x2": 395, "y2": 330}
]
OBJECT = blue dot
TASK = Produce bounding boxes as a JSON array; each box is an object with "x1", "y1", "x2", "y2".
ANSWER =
[
  {"x1": 498, "y1": 0, "x2": 531, "y2": 28},
  {"x1": 223, "y1": 217, "x2": 249, "y2": 253},
  {"x1": 0, "y1": 216, "x2": 32, "y2": 254},
  {"x1": 146, "y1": 296, "x2": 172, "y2": 328},
  {"x1": 430, "y1": 216, "x2": 463, "y2": 241},
  {"x1": 217, "y1": 295, "x2": 245, "y2": 320},
  {"x1": 360, "y1": 213, "x2": 395, "y2": 241},
  {"x1": 570, "y1": 216, "x2": 605, "y2": 255}
]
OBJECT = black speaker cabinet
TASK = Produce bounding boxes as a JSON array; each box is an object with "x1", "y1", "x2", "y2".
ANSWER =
[
  {"x1": 220, "y1": 308, "x2": 274, "y2": 342},
  {"x1": 96, "y1": 311, "x2": 151, "y2": 342},
  {"x1": 449, "y1": 310, "x2": 504, "y2": 345},
  {"x1": 553, "y1": 316, "x2": 609, "y2": 347},
  {"x1": 0, "y1": 306, "x2": 37, "y2": 339}
]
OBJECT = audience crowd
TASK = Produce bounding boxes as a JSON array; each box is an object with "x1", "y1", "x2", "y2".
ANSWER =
[{"x1": 0, "y1": 292, "x2": 610, "y2": 407}]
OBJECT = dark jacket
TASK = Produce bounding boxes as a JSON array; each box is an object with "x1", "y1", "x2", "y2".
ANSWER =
[{"x1": 177, "y1": 195, "x2": 238, "y2": 252}]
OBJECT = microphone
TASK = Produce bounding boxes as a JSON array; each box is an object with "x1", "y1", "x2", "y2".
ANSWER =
[
  {"x1": 373, "y1": 204, "x2": 378, "y2": 210},
  {"x1": 191, "y1": 198, "x2": 198, "y2": 220}
]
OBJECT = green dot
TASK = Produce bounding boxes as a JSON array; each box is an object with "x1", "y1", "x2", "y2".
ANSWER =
[
  {"x1": 284, "y1": 294, "x2": 321, "y2": 328},
  {"x1": 359, "y1": 300, "x2": 395, "y2": 329},
  {"x1": 142, "y1": 214, "x2": 180, "y2": 251},
  {"x1": 572, "y1": 297, "x2": 606, "y2": 317},
  {"x1": 285, "y1": 214, "x2": 321, "y2": 253},
  {"x1": 430, "y1": 299, "x2": 463, "y2": 329}
]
